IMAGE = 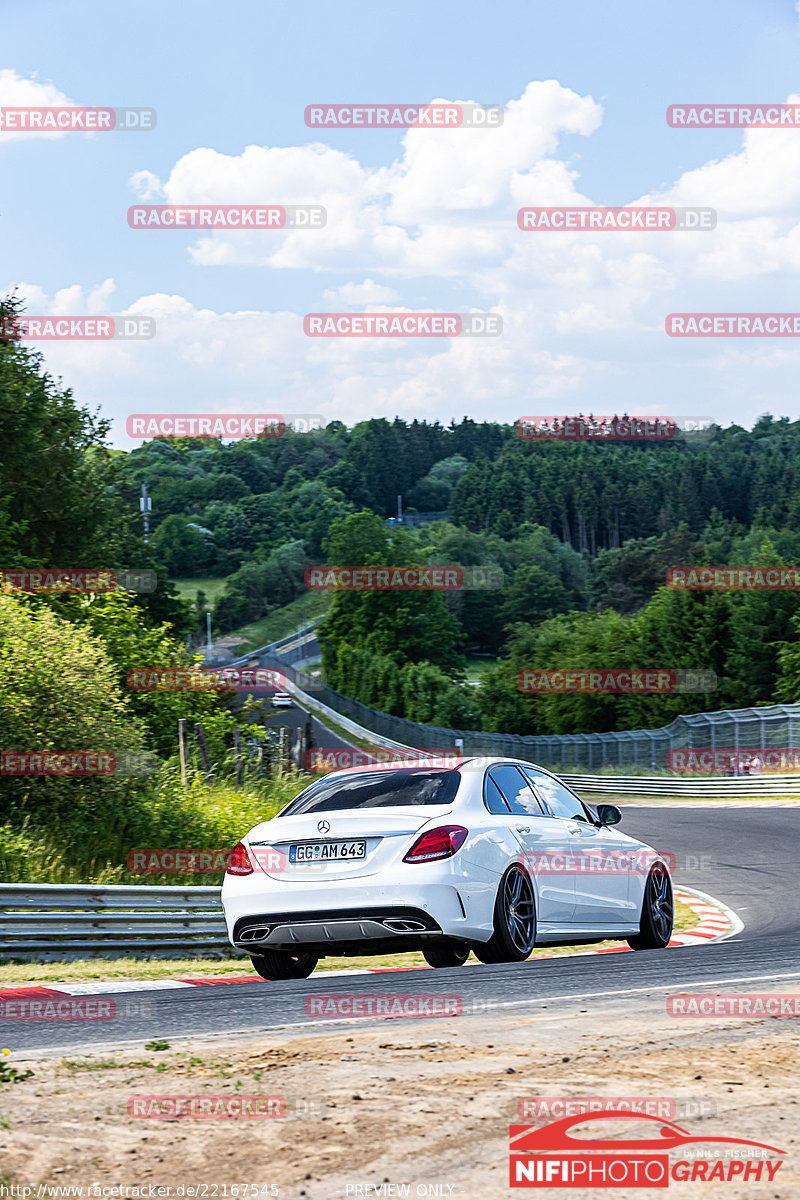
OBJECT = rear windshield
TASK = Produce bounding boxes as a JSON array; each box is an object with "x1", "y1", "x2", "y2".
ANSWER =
[{"x1": 277, "y1": 769, "x2": 461, "y2": 816}]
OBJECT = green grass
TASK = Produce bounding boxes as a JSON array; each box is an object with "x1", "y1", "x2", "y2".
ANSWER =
[
  {"x1": 0, "y1": 902, "x2": 698, "y2": 983},
  {"x1": 230, "y1": 591, "x2": 331, "y2": 651},
  {"x1": 0, "y1": 768, "x2": 317, "y2": 886},
  {"x1": 462, "y1": 655, "x2": 497, "y2": 684},
  {"x1": 170, "y1": 578, "x2": 229, "y2": 606},
  {"x1": 169, "y1": 584, "x2": 329, "y2": 653}
]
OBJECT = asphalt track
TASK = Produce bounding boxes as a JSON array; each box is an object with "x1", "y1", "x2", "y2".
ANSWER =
[{"x1": 6, "y1": 807, "x2": 799, "y2": 1056}]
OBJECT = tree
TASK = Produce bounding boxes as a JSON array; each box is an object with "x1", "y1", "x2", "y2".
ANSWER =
[
  {"x1": 0, "y1": 293, "x2": 129, "y2": 564},
  {"x1": 150, "y1": 515, "x2": 214, "y2": 576}
]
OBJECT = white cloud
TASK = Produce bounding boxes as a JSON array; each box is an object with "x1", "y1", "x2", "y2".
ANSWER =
[
  {"x1": 0, "y1": 69, "x2": 77, "y2": 141},
  {"x1": 13, "y1": 81, "x2": 800, "y2": 437},
  {"x1": 129, "y1": 170, "x2": 163, "y2": 201},
  {"x1": 321, "y1": 280, "x2": 400, "y2": 305}
]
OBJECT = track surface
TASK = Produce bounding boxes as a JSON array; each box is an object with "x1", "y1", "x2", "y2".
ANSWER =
[{"x1": 7, "y1": 807, "x2": 798, "y2": 1055}]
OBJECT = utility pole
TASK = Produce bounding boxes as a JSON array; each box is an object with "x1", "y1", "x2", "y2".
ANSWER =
[{"x1": 139, "y1": 482, "x2": 152, "y2": 544}]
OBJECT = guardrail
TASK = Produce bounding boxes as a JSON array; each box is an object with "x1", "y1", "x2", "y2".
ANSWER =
[
  {"x1": 561, "y1": 773, "x2": 800, "y2": 798},
  {"x1": 221, "y1": 621, "x2": 320, "y2": 671},
  {"x1": 0, "y1": 884, "x2": 229, "y2": 962}
]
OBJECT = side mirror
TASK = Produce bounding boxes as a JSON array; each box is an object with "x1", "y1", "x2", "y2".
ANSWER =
[{"x1": 596, "y1": 803, "x2": 622, "y2": 826}]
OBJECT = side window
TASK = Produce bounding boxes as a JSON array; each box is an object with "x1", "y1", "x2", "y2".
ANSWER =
[
  {"x1": 488, "y1": 765, "x2": 545, "y2": 817},
  {"x1": 484, "y1": 774, "x2": 511, "y2": 814},
  {"x1": 521, "y1": 766, "x2": 592, "y2": 822}
]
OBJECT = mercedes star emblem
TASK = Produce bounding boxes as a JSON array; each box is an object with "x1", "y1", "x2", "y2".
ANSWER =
[{"x1": 317, "y1": 820, "x2": 330, "y2": 834}]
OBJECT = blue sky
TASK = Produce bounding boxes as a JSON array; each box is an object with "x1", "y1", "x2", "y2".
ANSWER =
[{"x1": 3, "y1": 0, "x2": 800, "y2": 445}]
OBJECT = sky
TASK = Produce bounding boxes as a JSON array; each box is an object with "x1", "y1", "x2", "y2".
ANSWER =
[{"x1": 3, "y1": 0, "x2": 800, "y2": 447}]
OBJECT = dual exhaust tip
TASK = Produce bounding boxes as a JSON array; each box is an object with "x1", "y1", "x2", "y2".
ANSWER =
[{"x1": 238, "y1": 916, "x2": 428, "y2": 943}]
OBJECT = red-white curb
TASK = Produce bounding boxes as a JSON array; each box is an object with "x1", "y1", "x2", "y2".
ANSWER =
[{"x1": 0, "y1": 887, "x2": 740, "y2": 1003}]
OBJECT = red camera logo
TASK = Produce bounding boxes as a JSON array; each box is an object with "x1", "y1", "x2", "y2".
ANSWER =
[{"x1": 510, "y1": 1111, "x2": 784, "y2": 1187}]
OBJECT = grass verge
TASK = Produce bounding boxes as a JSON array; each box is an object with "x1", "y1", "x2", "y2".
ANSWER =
[{"x1": 0, "y1": 901, "x2": 697, "y2": 984}]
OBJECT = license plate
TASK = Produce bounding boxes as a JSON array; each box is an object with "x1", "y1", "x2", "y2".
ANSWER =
[{"x1": 289, "y1": 840, "x2": 367, "y2": 863}]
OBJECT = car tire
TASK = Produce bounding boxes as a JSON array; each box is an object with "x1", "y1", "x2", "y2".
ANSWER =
[
  {"x1": 627, "y1": 863, "x2": 674, "y2": 950},
  {"x1": 473, "y1": 866, "x2": 536, "y2": 964},
  {"x1": 249, "y1": 949, "x2": 319, "y2": 979},
  {"x1": 422, "y1": 942, "x2": 470, "y2": 968}
]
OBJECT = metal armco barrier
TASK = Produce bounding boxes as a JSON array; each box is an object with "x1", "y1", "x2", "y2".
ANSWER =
[
  {"x1": 560, "y1": 773, "x2": 800, "y2": 797},
  {"x1": 260, "y1": 652, "x2": 800, "y2": 779},
  {"x1": 0, "y1": 884, "x2": 228, "y2": 962}
]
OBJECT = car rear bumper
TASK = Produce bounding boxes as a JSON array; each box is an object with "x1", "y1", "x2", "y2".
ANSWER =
[{"x1": 222, "y1": 876, "x2": 491, "y2": 950}]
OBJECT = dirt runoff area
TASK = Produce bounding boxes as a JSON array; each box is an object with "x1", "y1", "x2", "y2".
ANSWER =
[{"x1": 1, "y1": 986, "x2": 798, "y2": 1199}]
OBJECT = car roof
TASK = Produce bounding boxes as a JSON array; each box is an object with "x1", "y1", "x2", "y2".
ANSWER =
[{"x1": 312, "y1": 756, "x2": 551, "y2": 779}]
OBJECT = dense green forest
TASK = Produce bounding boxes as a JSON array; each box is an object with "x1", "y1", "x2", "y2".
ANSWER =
[{"x1": 4, "y1": 293, "x2": 800, "y2": 747}]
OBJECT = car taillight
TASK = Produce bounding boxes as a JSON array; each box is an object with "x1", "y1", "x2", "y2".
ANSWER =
[
  {"x1": 403, "y1": 825, "x2": 468, "y2": 864},
  {"x1": 226, "y1": 841, "x2": 254, "y2": 876}
]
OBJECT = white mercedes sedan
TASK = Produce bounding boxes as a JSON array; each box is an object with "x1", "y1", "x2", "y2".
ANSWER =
[{"x1": 221, "y1": 758, "x2": 673, "y2": 979}]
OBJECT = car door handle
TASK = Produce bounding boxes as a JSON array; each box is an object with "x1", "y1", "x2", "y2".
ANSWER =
[
  {"x1": 568, "y1": 827, "x2": 582, "y2": 835},
  {"x1": 516, "y1": 826, "x2": 530, "y2": 833}
]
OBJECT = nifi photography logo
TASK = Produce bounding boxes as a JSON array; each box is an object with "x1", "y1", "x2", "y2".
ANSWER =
[{"x1": 508, "y1": 1111, "x2": 784, "y2": 1187}]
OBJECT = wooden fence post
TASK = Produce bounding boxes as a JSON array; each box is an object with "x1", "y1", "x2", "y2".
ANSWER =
[
  {"x1": 277, "y1": 726, "x2": 287, "y2": 778},
  {"x1": 194, "y1": 722, "x2": 214, "y2": 785},
  {"x1": 233, "y1": 725, "x2": 243, "y2": 786},
  {"x1": 178, "y1": 719, "x2": 189, "y2": 787}
]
